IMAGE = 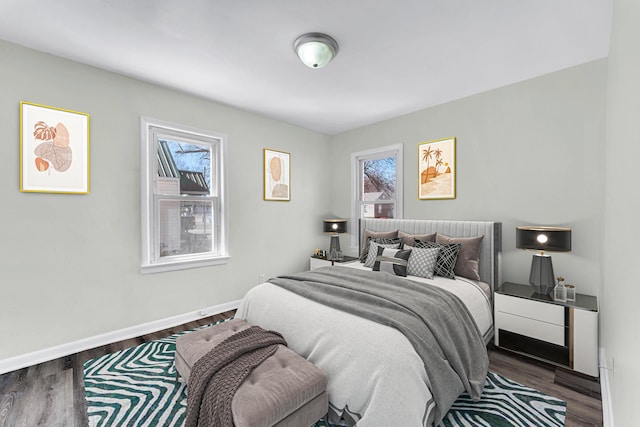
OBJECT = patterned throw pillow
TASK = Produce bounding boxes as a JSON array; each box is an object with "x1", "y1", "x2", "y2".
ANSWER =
[
  {"x1": 406, "y1": 246, "x2": 440, "y2": 279},
  {"x1": 436, "y1": 234, "x2": 484, "y2": 281},
  {"x1": 373, "y1": 247, "x2": 412, "y2": 277},
  {"x1": 364, "y1": 240, "x2": 401, "y2": 268},
  {"x1": 373, "y1": 237, "x2": 402, "y2": 247},
  {"x1": 415, "y1": 240, "x2": 461, "y2": 279}
]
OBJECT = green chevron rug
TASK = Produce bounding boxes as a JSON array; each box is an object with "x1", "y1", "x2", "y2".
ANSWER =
[{"x1": 84, "y1": 320, "x2": 566, "y2": 427}]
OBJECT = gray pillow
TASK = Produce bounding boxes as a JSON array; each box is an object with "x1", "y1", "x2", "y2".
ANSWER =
[
  {"x1": 436, "y1": 234, "x2": 484, "y2": 281},
  {"x1": 407, "y1": 246, "x2": 440, "y2": 279},
  {"x1": 398, "y1": 231, "x2": 436, "y2": 248},
  {"x1": 359, "y1": 229, "x2": 399, "y2": 261}
]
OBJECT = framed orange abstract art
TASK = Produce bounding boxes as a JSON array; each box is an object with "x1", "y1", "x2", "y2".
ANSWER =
[
  {"x1": 263, "y1": 148, "x2": 290, "y2": 201},
  {"x1": 20, "y1": 101, "x2": 90, "y2": 194}
]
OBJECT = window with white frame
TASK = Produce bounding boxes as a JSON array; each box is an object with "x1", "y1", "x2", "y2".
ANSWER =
[
  {"x1": 350, "y1": 144, "x2": 403, "y2": 247},
  {"x1": 141, "y1": 117, "x2": 228, "y2": 273}
]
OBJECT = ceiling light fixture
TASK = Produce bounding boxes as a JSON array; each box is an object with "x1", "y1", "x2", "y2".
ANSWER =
[{"x1": 293, "y1": 32, "x2": 339, "y2": 69}]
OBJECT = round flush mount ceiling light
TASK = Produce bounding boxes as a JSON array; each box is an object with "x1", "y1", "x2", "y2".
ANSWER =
[{"x1": 293, "y1": 32, "x2": 339, "y2": 68}]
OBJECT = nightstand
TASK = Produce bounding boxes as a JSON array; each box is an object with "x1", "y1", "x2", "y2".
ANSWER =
[
  {"x1": 494, "y1": 282, "x2": 599, "y2": 377},
  {"x1": 309, "y1": 255, "x2": 359, "y2": 270}
]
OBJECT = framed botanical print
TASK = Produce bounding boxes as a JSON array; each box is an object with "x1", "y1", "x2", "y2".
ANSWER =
[
  {"x1": 264, "y1": 148, "x2": 290, "y2": 201},
  {"x1": 20, "y1": 101, "x2": 90, "y2": 194},
  {"x1": 418, "y1": 137, "x2": 456, "y2": 200}
]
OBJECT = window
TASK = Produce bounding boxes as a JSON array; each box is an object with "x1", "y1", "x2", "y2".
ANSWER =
[
  {"x1": 141, "y1": 117, "x2": 228, "y2": 273},
  {"x1": 350, "y1": 144, "x2": 403, "y2": 247}
]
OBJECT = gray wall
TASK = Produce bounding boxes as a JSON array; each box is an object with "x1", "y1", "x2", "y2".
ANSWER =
[
  {"x1": 329, "y1": 59, "x2": 608, "y2": 297},
  {"x1": 0, "y1": 40, "x2": 331, "y2": 359},
  {"x1": 603, "y1": 0, "x2": 640, "y2": 424}
]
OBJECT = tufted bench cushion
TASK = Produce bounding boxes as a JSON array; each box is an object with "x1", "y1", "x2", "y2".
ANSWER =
[{"x1": 175, "y1": 319, "x2": 328, "y2": 427}]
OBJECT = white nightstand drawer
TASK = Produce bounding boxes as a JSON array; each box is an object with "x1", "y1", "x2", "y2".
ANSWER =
[
  {"x1": 310, "y1": 257, "x2": 330, "y2": 270},
  {"x1": 495, "y1": 282, "x2": 599, "y2": 378},
  {"x1": 496, "y1": 311, "x2": 565, "y2": 345},
  {"x1": 495, "y1": 293, "x2": 564, "y2": 326}
]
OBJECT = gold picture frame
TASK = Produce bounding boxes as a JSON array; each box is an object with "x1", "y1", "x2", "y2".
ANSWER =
[
  {"x1": 418, "y1": 137, "x2": 456, "y2": 200},
  {"x1": 20, "y1": 101, "x2": 90, "y2": 194},
  {"x1": 263, "y1": 148, "x2": 290, "y2": 201}
]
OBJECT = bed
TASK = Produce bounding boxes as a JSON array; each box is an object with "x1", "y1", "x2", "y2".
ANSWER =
[{"x1": 236, "y1": 219, "x2": 502, "y2": 426}]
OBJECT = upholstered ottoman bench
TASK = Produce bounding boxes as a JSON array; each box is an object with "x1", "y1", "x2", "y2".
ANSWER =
[{"x1": 175, "y1": 319, "x2": 328, "y2": 427}]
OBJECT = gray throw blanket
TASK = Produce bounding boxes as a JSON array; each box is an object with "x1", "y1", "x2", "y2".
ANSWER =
[
  {"x1": 269, "y1": 266, "x2": 488, "y2": 424},
  {"x1": 184, "y1": 326, "x2": 287, "y2": 427}
]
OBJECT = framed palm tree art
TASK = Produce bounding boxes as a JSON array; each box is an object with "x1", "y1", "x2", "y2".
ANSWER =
[{"x1": 418, "y1": 137, "x2": 456, "y2": 200}]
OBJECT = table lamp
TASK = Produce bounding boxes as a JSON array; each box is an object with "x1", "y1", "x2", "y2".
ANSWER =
[
  {"x1": 323, "y1": 219, "x2": 347, "y2": 260},
  {"x1": 516, "y1": 226, "x2": 571, "y2": 295}
]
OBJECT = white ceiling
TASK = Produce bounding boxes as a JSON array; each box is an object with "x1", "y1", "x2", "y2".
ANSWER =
[{"x1": 0, "y1": 0, "x2": 612, "y2": 135}]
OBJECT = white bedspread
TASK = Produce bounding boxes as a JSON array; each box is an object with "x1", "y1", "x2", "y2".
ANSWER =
[{"x1": 235, "y1": 265, "x2": 493, "y2": 426}]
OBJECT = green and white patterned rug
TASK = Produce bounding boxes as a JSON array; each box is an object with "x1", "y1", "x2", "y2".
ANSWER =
[{"x1": 84, "y1": 320, "x2": 566, "y2": 427}]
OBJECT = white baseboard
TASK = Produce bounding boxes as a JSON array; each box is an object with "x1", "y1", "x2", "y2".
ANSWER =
[
  {"x1": 0, "y1": 300, "x2": 240, "y2": 375},
  {"x1": 600, "y1": 347, "x2": 615, "y2": 427}
]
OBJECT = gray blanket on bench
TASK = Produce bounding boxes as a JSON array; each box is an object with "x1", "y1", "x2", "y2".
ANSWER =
[
  {"x1": 184, "y1": 326, "x2": 287, "y2": 427},
  {"x1": 269, "y1": 266, "x2": 488, "y2": 424}
]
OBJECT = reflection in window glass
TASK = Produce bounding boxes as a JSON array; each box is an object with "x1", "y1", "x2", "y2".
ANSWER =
[
  {"x1": 361, "y1": 203, "x2": 394, "y2": 219},
  {"x1": 158, "y1": 200, "x2": 214, "y2": 257}
]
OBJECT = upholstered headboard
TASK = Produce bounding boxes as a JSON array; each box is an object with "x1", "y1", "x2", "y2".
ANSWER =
[{"x1": 360, "y1": 219, "x2": 502, "y2": 295}]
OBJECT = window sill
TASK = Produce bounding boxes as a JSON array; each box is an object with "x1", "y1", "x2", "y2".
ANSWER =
[{"x1": 141, "y1": 255, "x2": 230, "y2": 274}]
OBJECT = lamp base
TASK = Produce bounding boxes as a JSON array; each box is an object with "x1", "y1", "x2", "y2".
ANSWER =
[
  {"x1": 529, "y1": 254, "x2": 556, "y2": 295},
  {"x1": 328, "y1": 235, "x2": 342, "y2": 260}
]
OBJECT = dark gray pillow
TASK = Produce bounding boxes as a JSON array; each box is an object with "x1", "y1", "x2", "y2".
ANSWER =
[
  {"x1": 416, "y1": 240, "x2": 460, "y2": 279},
  {"x1": 373, "y1": 247, "x2": 412, "y2": 277}
]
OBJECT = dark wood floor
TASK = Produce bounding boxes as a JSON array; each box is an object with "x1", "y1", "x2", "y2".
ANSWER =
[
  {"x1": 0, "y1": 311, "x2": 602, "y2": 427},
  {"x1": 488, "y1": 347, "x2": 602, "y2": 427},
  {"x1": 0, "y1": 311, "x2": 235, "y2": 427}
]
